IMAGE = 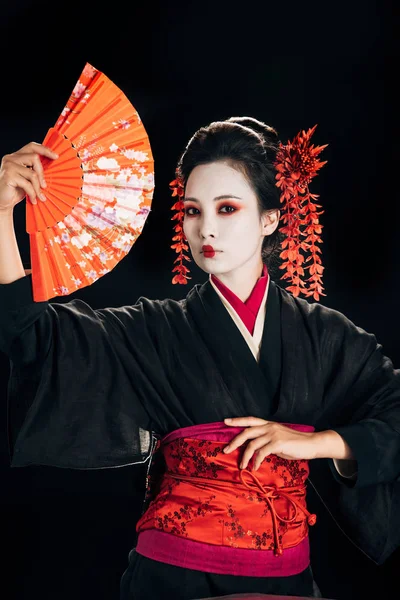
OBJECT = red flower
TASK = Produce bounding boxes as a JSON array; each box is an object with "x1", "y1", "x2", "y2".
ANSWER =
[
  {"x1": 274, "y1": 125, "x2": 328, "y2": 301},
  {"x1": 170, "y1": 175, "x2": 191, "y2": 284}
]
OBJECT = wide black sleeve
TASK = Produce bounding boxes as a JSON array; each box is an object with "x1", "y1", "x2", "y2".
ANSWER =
[
  {"x1": 0, "y1": 275, "x2": 170, "y2": 469},
  {"x1": 313, "y1": 303, "x2": 400, "y2": 564},
  {"x1": 314, "y1": 303, "x2": 400, "y2": 487},
  {"x1": 0, "y1": 275, "x2": 51, "y2": 366}
]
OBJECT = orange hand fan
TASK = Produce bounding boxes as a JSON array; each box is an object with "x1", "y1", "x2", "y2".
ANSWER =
[{"x1": 26, "y1": 62, "x2": 154, "y2": 302}]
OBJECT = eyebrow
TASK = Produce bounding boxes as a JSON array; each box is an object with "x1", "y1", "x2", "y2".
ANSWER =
[{"x1": 183, "y1": 195, "x2": 243, "y2": 203}]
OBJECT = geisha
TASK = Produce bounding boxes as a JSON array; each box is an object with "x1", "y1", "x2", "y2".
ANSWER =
[{"x1": 0, "y1": 116, "x2": 399, "y2": 599}]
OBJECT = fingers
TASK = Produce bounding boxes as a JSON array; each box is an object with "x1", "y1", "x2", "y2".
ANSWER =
[
  {"x1": 224, "y1": 417, "x2": 268, "y2": 427},
  {"x1": 252, "y1": 447, "x2": 272, "y2": 471},
  {"x1": 1, "y1": 160, "x2": 44, "y2": 205},
  {"x1": 240, "y1": 437, "x2": 270, "y2": 470},
  {"x1": 222, "y1": 419, "x2": 273, "y2": 471},
  {"x1": 19, "y1": 141, "x2": 59, "y2": 162},
  {"x1": 223, "y1": 425, "x2": 268, "y2": 454},
  {"x1": 10, "y1": 145, "x2": 57, "y2": 188},
  {"x1": 1, "y1": 143, "x2": 58, "y2": 205},
  {"x1": 10, "y1": 172, "x2": 42, "y2": 205}
]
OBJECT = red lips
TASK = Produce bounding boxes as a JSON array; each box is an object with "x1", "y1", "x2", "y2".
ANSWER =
[{"x1": 202, "y1": 245, "x2": 216, "y2": 258}]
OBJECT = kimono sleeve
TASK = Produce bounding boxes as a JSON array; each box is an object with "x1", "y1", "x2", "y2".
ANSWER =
[
  {"x1": 316, "y1": 305, "x2": 400, "y2": 487},
  {"x1": 0, "y1": 275, "x2": 51, "y2": 366},
  {"x1": 0, "y1": 275, "x2": 165, "y2": 470},
  {"x1": 315, "y1": 303, "x2": 400, "y2": 564}
]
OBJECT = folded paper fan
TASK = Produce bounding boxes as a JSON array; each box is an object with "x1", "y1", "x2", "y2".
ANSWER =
[{"x1": 26, "y1": 62, "x2": 154, "y2": 302}]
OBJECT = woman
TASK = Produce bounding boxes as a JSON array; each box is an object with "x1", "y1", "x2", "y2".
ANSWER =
[{"x1": 0, "y1": 117, "x2": 399, "y2": 599}]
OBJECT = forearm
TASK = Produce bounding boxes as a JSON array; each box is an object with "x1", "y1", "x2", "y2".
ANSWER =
[
  {"x1": 0, "y1": 210, "x2": 26, "y2": 284},
  {"x1": 314, "y1": 429, "x2": 355, "y2": 460}
]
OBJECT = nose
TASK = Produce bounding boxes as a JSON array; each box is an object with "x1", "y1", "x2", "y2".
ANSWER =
[{"x1": 199, "y1": 212, "x2": 217, "y2": 240}]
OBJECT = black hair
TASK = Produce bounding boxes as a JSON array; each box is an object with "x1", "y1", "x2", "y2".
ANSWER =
[{"x1": 176, "y1": 116, "x2": 283, "y2": 275}]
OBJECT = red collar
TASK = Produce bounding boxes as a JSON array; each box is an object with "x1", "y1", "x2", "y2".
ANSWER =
[{"x1": 211, "y1": 265, "x2": 269, "y2": 335}]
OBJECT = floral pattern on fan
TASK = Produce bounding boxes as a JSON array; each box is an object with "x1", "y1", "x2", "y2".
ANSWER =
[{"x1": 27, "y1": 62, "x2": 154, "y2": 302}]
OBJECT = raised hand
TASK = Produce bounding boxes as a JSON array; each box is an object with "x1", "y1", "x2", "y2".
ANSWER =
[{"x1": 0, "y1": 142, "x2": 58, "y2": 212}]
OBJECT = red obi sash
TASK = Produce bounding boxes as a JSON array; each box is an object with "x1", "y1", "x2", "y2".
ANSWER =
[{"x1": 136, "y1": 422, "x2": 317, "y2": 577}]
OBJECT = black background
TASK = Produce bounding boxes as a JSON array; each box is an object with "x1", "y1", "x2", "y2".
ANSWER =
[{"x1": 0, "y1": 1, "x2": 398, "y2": 598}]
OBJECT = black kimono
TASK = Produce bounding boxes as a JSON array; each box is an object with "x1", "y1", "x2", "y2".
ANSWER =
[{"x1": 0, "y1": 274, "x2": 399, "y2": 573}]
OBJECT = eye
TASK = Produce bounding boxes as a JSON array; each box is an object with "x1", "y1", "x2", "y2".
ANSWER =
[
  {"x1": 184, "y1": 206, "x2": 200, "y2": 216},
  {"x1": 219, "y1": 205, "x2": 237, "y2": 214}
]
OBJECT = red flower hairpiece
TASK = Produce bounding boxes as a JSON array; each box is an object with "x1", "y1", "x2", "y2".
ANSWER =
[
  {"x1": 169, "y1": 175, "x2": 191, "y2": 284},
  {"x1": 274, "y1": 125, "x2": 328, "y2": 301}
]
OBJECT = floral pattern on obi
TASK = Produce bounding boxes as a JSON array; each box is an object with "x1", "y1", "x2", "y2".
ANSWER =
[{"x1": 136, "y1": 431, "x2": 316, "y2": 556}]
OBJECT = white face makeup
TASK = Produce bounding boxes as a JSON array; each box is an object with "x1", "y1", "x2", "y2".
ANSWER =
[{"x1": 182, "y1": 161, "x2": 279, "y2": 289}]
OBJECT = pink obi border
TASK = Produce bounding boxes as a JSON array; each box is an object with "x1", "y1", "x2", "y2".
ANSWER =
[
  {"x1": 136, "y1": 530, "x2": 310, "y2": 577},
  {"x1": 162, "y1": 421, "x2": 315, "y2": 445}
]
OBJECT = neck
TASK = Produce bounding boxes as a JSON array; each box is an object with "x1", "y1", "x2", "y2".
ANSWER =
[{"x1": 211, "y1": 260, "x2": 264, "y2": 302}]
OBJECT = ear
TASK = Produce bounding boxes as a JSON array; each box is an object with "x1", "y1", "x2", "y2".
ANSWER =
[{"x1": 261, "y1": 209, "x2": 280, "y2": 236}]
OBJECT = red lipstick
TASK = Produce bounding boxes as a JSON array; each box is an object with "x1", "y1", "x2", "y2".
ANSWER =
[{"x1": 202, "y1": 245, "x2": 216, "y2": 258}]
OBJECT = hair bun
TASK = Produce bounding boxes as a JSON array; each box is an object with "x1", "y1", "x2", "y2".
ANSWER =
[{"x1": 227, "y1": 116, "x2": 279, "y2": 145}]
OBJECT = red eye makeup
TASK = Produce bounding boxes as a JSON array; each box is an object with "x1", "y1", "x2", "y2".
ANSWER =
[{"x1": 183, "y1": 201, "x2": 243, "y2": 217}]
